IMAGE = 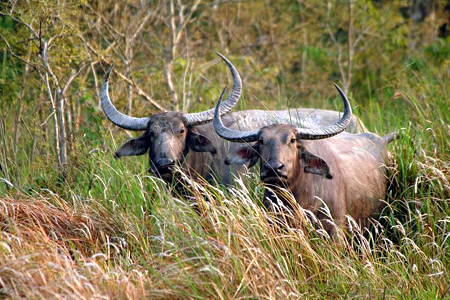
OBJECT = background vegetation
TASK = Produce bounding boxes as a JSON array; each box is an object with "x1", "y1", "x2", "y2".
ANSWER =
[{"x1": 0, "y1": 0, "x2": 449, "y2": 298}]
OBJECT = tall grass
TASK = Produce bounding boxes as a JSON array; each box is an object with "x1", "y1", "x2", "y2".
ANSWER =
[{"x1": 1, "y1": 63, "x2": 449, "y2": 298}]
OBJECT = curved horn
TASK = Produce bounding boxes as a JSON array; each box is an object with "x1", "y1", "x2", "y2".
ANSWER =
[
  {"x1": 101, "y1": 66, "x2": 149, "y2": 131},
  {"x1": 185, "y1": 53, "x2": 242, "y2": 126},
  {"x1": 213, "y1": 88, "x2": 259, "y2": 142},
  {"x1": 296, "y1": 83, "x2": 352, "y2": 140}
]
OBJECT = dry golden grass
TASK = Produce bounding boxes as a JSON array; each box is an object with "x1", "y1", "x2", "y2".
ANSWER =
[
  {"x1": 0, "y1": 195, "x2": 150, "y2": 299},
  {"x1": 1, "y1": 153, "x2": 448, "y2": 299}
]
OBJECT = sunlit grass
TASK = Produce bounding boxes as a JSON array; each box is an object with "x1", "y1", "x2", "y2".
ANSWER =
[{"x1": 1, "y1": 68, "x2": 450, "y2": 298}]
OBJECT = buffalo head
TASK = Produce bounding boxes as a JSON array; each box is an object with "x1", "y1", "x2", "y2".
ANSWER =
[
  {"x1": 213, "y1": 84, "x2": 352, "y2": 185},
  {"x1": 102, "y1": 54, "x2": 241, "y2": 180}
]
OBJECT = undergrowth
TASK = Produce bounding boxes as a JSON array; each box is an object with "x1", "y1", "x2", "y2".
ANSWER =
[{"x1": 1, "y1": 68, "x2": 449, "y2": 298}]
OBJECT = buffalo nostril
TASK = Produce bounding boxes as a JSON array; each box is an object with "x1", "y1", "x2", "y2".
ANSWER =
[
  {"x1": 263, "y1": 162, "x2": 284, "y2": 172},
  {"x1": 156, "y1": 158, "x2": 175, "y2": 168}
]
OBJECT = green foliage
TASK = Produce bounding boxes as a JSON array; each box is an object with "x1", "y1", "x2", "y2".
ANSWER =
[
  {"x1": 0, "y1": 0, "x2": 450, "y2": 298},
  {"x1": 424, "y1": 38, "x2": 450, "y2": 65}
]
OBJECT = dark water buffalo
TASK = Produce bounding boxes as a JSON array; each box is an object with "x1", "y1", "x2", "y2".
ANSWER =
[
  {"x1": 102, "y1": 54, "x2": 244, "y2": 183},
  {"x1": 213, "y1": 85, "x2": 397, "y2": 238},
  {"x1": 102, "y1": 54, "x2": 365, "y2": 185}
]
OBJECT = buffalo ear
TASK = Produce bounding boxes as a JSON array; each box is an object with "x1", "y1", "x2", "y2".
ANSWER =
[
  {"x1": 114, "y1": 134, "x2": 151, "y2": 158},
  {"x1": 225, "y1": 145, "x2": 259, "y2": 167},
  {"x1": 188, "y1": 129, "x2": 216, "y2": 155},
  {"x1": 301, "y1": 149, "x2": 333, "y2": 179}
]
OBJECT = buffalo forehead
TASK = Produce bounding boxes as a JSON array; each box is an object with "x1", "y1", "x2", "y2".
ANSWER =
[
  {"x1": 262, "y1": 124, "x2": 296, "y2": 140},
  {"x1": 148, "y1": 112, "x2": 186, "y2": 134}
]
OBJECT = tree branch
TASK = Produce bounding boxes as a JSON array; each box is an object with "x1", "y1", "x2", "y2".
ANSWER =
[{"x1": 115, "y1": 69, "x2": 167, "y2": 112}]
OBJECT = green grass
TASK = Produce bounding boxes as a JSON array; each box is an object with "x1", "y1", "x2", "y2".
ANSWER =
[
  {"x1": 2, "y1": 1, "x2": 450, "y2": 297},
  {"x1": 1, "y1": 64, "x2": 449, "y2": 298}
]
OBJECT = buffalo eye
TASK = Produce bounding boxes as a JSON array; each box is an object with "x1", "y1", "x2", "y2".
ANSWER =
[
  {"x1": 290, "y1": 138, "x2": 296, "y2": 144},
  {"x1": 258, "y1": 137, "x2": 264, "y2": 144},
  {"x1": 178, "y1": 128, "x2": 185, "y2": 135}
]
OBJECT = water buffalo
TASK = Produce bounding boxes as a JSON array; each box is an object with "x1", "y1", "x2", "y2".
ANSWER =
[
  {"x1": 101, "y1": 54, "x2": 244, "y2": 183},
  {"x1": 102, "y1": 54, "x2": 365, "y2": 184},
  {"x1": 213, "y1": 84, "x2": 397, "y2": 238}
]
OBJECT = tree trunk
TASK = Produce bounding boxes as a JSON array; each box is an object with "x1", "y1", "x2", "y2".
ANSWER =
[
  {"x1": 126, "y1": 45, "x2": 134, "y2": 115},
  {"x1": 13, "y1": 63, "x2": 30, "y2": 155},
  {"x1": 56, "y1": 90, "x2": 67, "y2": 173},
  {"x1": 346, "y1": 0, "x2": 353, "y2": 94},
  {"x1": 164, "y1": 61, "x2": 179, "y2": 111},
  {"x1": 298, "y1": 0, "x2": 308, "y2": 93},
  {"x1": 65, "y1": 95, "x2": 73, "y2": 158},
  {"x1": 44, "y1": 73, "x2": 61, "y2": 166}
]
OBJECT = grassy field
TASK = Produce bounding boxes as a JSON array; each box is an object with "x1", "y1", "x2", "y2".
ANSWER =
[
  {"x1": 1, "y1": 65, "x2": 449, "y2": 299},
  {"x1": 1, "y1": 1, "x2": 450, "y2": 299}
]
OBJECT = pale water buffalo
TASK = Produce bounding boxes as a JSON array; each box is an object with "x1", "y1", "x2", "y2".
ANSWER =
[
  {"x1": 213, "y1": 84, "x2": 397, "y2": 238},
  {"x1": 102, "y1": 54, "x2": 365, "y2": 184}
]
